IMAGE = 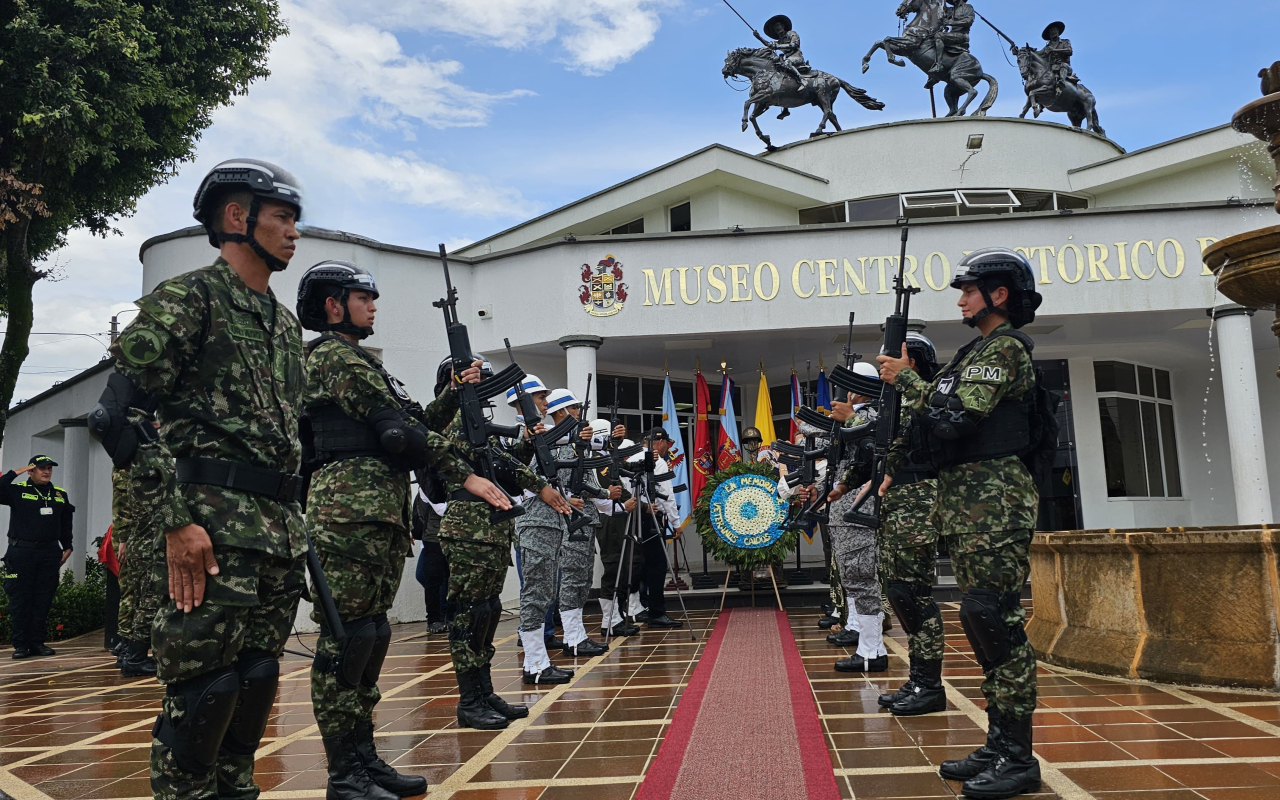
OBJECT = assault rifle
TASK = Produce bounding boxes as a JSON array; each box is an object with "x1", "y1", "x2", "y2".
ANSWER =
[
  {"x1": 603, "y1": 378, "x2": 643, "y2": 510},
  {"x1": 432, "y1": 244, "x2": 528, "y2": 523},
  {"x1": 827, "y1": 219, "x2": 918, "y2": 527},
  {"x1": 559, "y1": 374, "x2": 613, "y2": 541},
  {"x1": 503, "y1": 338, "x2": 592, "y2": 534}
]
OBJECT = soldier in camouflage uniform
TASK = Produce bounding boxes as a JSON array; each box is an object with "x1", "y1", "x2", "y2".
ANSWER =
[
  {"x1": 438, "y1": 387, "x2": 571, "y2": 729},
  {"x1": 877, "y1": 332, "x2": 946, "y2": 717},
  {"x1": 90, "y1": 159, "x2": 308, "y2": 800},
  {"x1": 295, "y1": 262, "x2": 512, "y2": 800},
  {"x1": 878, "y1": 248, "x2": 1045, "y2": 800},
  {"x1": 112, "y1": 461, "x2": 162, "y2": 677}
]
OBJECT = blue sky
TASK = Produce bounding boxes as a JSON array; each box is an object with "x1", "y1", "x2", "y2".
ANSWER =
[{"x1": 19, "y1": 0, "x2": 1276, "y2": 401}]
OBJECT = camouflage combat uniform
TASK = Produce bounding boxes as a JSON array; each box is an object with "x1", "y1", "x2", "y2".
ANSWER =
[
  {"x1": 896, "y1": 321, "x2": 1040, "y2": 720},
  {"x1": 515, "y1": 441, "x2": 575, "y2": 634},
  {"x1": 438, "y1": 418, "x2": 547, "y2": 674},
  {"x1": 833, "y1": 406, "x2": 881, "y2": 619},
  {"x1": 112, "y1": 468, "x2": 165, "y2": 646},
  {"x1": 302, "y1": 337, "x2": 473, "y2": 738},
  {"x1": 557, "y1": 446, "x2": 605, "y2": 616},
  {"x1": 111, "y1": 258, "x2": 307, "y2": 800},
  {"x1": 878, "y1": 474, "x2": 943, "y2": 661}
]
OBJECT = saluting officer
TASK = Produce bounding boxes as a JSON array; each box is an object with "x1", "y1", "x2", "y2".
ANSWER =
[
  {"x1": 877, "y1": 248, "x2": 1044, "y2": 800},
  {"x1": 296, "y1": 261, "x2": 510, "y2": 800},
  {"x1": 2, "y1": 456, "x2": 73, "y2": 659},
  {"x1": 90, "y1": 159, "x2": 308, "y2": 800}
]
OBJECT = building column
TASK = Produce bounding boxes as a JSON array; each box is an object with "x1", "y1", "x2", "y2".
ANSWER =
[
  {"x1": 1212, "y1": 305, "x2": 1273, "y2": 524},
  {"x1": 559, "y1": 335, "x2": 603, "y2": 413},
  {"x1": 59, "y1": 419, "x2": 91, "y2": 580}
]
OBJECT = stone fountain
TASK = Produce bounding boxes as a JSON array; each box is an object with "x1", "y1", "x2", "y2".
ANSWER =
[
  {"x1": 1025, "y1": 64, "x2": 1280, "y2": 691},
  {"x1": 1203, "y1": 61, "x2": 1280, "y2": 366}
]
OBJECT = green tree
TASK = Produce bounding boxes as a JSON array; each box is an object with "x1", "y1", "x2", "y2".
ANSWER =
[{"x1": 0, "y1": 0, "x2": 286, "y2": 443}]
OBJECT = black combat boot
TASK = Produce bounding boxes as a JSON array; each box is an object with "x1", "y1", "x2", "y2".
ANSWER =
[
  {"x1": 480, "y1": 663, "x2": 528, "y2": 720},
  {"x1": 961, "y1": 714, "x2": 1040, "y2": 799},
  {"x1": 891, "y1": 659, "x2": 946, "y2": 716},
  {"x1": 879, "y1": 658, "x2": 922, "y2": 708},
  {"x1": 323, "y1": 732, "x2": 398, "y2": 800},
  {"x1": 562, "y1": 638, "x2": 606, "y2": 657},
  {"x1": 455, "y1": 671, "x2": 509, "y2": 730},
  {"x1": 522, "y1": 665, "x2": 574, "y2": 685},
  {"x1": 113, "y1": 639, "x2": 126, "y2": 669},
  {"x1": 827, "y1": 627, "x2": 858, "y2": 646},
  {"x1": 352, "y1": 721, "x2": 427, "y2": 797},
  {"x1": 834, "y1": 654, "x2": 888, "y2": 673},
  {"x1": 940, "y1": 706, "x2": 1003, "y2": 781},
  {"x1": 121, "y1": 639, "x2": 157, "y2": 677}
]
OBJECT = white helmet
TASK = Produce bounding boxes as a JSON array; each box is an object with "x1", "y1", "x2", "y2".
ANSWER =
[
  {"x1": 545, "y1": 388, "x2": 581, "y2": 414},
  {"x1": 589, "y1": 418, "x2": 612, "y2": 437},
  {"x1": 504, "y1": 374, "x2": 548, "y2": 405},
  {"x1": 853, "y1": 362, "x2": 880, "y2": 379}
]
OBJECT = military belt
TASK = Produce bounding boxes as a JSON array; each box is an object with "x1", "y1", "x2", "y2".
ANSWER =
[
  {"x1": 6, "y1": 539, "x2": 60, "y2": 550},
  {"x1": 894, "y1": 469, "x2": 937, "y2": 486},
  {"x1": 449, "y1": 488, "x2": 488, "y2": 504},
  {"x1": 176, "y1": 457, "x2": 305, "y2": 504}
]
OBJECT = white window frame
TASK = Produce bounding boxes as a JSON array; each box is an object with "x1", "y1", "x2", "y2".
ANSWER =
[
  {"x1": 959, "y1": 189, "x2": 1020, "y2": 208},
  {"x1": 1095, "y1": 360, "x2": 1184, "y2": 501}
]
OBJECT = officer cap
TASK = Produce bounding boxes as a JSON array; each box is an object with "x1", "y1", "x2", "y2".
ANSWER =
[
  {"x1": 193, "y1": 159, "x2": 303, "y2": 249},
  {"x1": 29, "y1": 455, "x2": 57, "y2": 467},
  {"x1": 645, "y1": 427, "x2": 673, "y2": 443},
  {"x1": 951, "y1": 247, "x2": 1043, "y2": 328}
]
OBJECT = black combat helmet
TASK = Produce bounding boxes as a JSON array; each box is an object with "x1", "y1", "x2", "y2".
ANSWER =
[
  {"x1": 950, "y1": 247, "x2": 1043, "y2": 329},
  {"x1": 296, "y1": 260, "x2": 379, "y2": 339},
  {"x1": 192, "y1": 159, "x2": 303, "y2": 271},
  {"x1": 904, "y1": 331, "x2": 939, "y2": 380}
]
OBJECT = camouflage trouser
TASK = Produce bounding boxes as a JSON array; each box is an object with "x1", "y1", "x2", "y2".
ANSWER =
[
  {"x1": 439, "y1": 538, "x2": 508, "y2": 674},
  {"x1": 595, "y1": 513, "x2": 642, "y2": 598},
  {"x1": 517, "y1": 523, "x2": 563, "y2": 632},
  {"x1": 880, "y1": 480, "x2": 944, "y2": 661},
  {"x1": 151, "y1": 545, "x2": 304, "y2": 800},
  {"x1": 119, "y1": 533, "x2": 166, "y2": 643},
  {"x1": 558, "y1": 523, "x2": 595, "y2": 611},
  {"x1": 309, "y1": 524, "x2": 405, "y2": 738},
  {"x1": 831, "y1": 524, "x2": 880, "y2": 615},
  {"x1": 951, "y1": 528, "x2": 1036, "y2": 720},
  {"x1": 828, "y1": 551, "x2": 847, "y2": 622}
]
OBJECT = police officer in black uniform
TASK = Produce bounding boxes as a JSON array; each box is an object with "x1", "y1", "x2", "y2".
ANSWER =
[{"x1": 2, "y1": 456, "x2": 74, "y2": 659}]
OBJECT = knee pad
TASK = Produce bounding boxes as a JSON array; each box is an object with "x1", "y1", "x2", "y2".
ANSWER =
[
  {"x1": 154, "y1": 666, "x2": 240, "y2": 775},
  {"x1": 886, "y1": 580, "x2": 927, "y2": 635},
  {"x1": 361, "y1": 615, "x2": 392, "y2": 688},
  {"x1": 959, "y1": 589, "x2": 1026, "y2": 671},
  {"x1": 484, "y1": 596, "x2": 504, "y2": 645},
  {"x1": 222, "y1": 652, "x2": 279, "y2": 757},
  {"x1": 315, "y1": 616, "x2": 379, "y2": 690},
  {"x1": 450, "y1": 601, "x2": 494, "y2": 655}
]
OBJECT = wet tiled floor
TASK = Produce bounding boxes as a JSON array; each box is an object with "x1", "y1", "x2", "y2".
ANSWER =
[{"x1": 3, "y1": 603, "x2": 1280, "y2": 799}]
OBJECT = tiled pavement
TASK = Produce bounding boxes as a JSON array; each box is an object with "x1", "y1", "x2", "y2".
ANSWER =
[{"x1": 3, "y1": 604, "x2": 1280, "y2": 799}]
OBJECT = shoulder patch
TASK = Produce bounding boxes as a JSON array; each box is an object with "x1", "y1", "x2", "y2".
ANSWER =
[
  {"x1": 161, "y1": 283, "x2": 189, "y2": 299},
  {"x1": 118, "y1": 327, "x2": 165, "y2": 366},
  {"x1": 962, "y1": 365, "x2": 1004, "y2": 382},
  {"x1": 135, "y1": 295, "x2": 179, "y2": 329}
]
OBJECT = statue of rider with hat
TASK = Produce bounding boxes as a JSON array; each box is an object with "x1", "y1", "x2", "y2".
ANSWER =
[
  {"x1": 754, "y1": 14, "x2": 808, "y2": 90},
  {"x1": 1037, "y1": 21, "x2": 1078, "y2": 91}
]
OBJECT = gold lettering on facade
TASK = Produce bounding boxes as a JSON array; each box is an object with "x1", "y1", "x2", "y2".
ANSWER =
[
  {"x1": 1131, "y1": 240, "x2": 1156, "y2": 280},
  {"x1": 1113, "y1": 242, "x2": 1132, "y2": 280},
  {"x1": 1057, "y1": 244, "x2": 1084, "y2": 284},
  {"x1": 924, "y1": 252, "x2": 950, "y2": 291},
  {"x1": 1086, "y1": 244, "x2": 1116, "y2": 282},
  {"x1": 677, "y1": 266, "x2": 703, "y2": 304},
  {"x1": 817, "y1": 259, "x2": 840, "y2": 297},
  {"x1": 1196, "y1": 237, "x2": 1219, "y2": 276},
  {"x1": 729, "y1": 264, "x2": 753, "y2": 302},
  {"x1": 901, "y1": 255, "x2": 921, "y2": 289},
  {"x1": 792, "y1": 260, "x2": 815, "y2": 298},
  {"x1": 1157, "y1": 238, "x2": 1184, "y2": 278},
  {"x1": 642, "y1": 268, "x2": 674, "y2": 306},
  {"x1": 843, "y1": 259, "x2": 870, "y2": 296},
  {"x1": 707, "y1": 264, "x2": 728, "y2": 303},
  {"x1": 1024, "y1": 246, "x2": 1057, "y2": 285},
  {"x1": 755, "y1": 262, "x2": 780, "y2": 300},
  {"x1": 872, "y1": 257, "x2": 892, "y2": 294}
]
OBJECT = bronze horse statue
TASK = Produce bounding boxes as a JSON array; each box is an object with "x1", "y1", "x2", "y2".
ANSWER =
[
  {"x1": 723, "y1": 47, "x2": 884, "y2": 151},
  {"x1": 861, "y1": 0, "x2": 997, "y2": 117},
  {"x1": 1014, "y1": 45, "x2": 1105, "y2": 136}
]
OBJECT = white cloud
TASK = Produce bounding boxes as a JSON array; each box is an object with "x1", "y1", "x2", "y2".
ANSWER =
[{"x1": 355, "y1": 0, "x2": 676, "y2": 74}]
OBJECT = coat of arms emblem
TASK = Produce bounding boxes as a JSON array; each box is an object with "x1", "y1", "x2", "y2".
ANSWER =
[{"x1": 578, "y1": 255, "x2": 628, "y2": 318}]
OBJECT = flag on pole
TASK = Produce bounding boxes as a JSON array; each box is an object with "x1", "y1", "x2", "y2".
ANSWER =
[
  {"x1": 691, "y1": 370, "x2": 713, "y2": 506},
  {"x1": 753, "y1": 369, "x2": 777, "y2": 448},
  {"x1": 815, "y1": 368, "x2": 832, "y2": 415},
  {"x1": 661, "y1": 375, "x2": 692, "y2": 531},
  {"x1": 715, "y1": 372, "x2": 741, "y2": 471},
  {"x1": 789, "y1": 371, "x2": 802, "y2": 442}
]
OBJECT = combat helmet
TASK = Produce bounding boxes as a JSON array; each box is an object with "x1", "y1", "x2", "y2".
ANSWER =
[
  {"x1": 904, "y1": 331, "x2": 939, "y2": 380},
  {"x1": 296, "y1": 261, "x2": 379, "y2": 339},
  {"x1": 951, "y1": 247, "x2": 1043, "y2": 329},
  {"x1": 192, "y1": 159, "x2": 302, "y2": 271}
]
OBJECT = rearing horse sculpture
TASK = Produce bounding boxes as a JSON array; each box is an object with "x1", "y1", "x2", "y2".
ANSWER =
[
  {"x1": 862, "y1": 0, "x2": 997, "y2": 117},
  {"x1": 723, "y1": 47, "x2": 885, "y2": 151}
]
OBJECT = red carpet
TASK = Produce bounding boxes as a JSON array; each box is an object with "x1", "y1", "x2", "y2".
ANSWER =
[{"x1": 637, "y1": 608, "x2": 840, "y2": 800}]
